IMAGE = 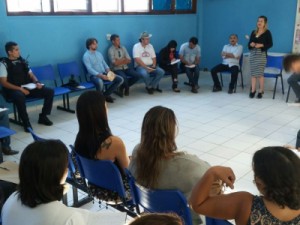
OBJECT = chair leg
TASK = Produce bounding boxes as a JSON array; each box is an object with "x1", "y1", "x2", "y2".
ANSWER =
[
  {"x1": 240, "y1": 71, "x2": 244, "y2": 89},
  {"x1": 286, "y1": 85, "x2": 291, "y2": 103},
  {"x1": 9, "y1": 103, "x2": 23, "y2": 126},
  {"x1": 273, "y1": 77, "x2": 278, "y2": 99},
  {"x1": 220, "y1": 73, "x2": 224, "y2": 87},
  {"x1": 280, "y1": 75, "x2": 284, "y2": 94},
  {"x1": 57, "y1": 94, "x2": 75, "y2": 113}
]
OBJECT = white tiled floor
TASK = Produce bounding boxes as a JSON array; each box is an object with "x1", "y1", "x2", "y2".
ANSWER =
[{"x1": 3, "y1": 72, "x2": 300, "y2": 223}]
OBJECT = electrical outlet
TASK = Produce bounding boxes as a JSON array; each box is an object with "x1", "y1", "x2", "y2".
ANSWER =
[{"x1": 106, "y1": 34, "x2": 111, "y2": 41}]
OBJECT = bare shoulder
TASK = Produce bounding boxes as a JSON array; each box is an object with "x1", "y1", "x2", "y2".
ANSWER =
[{"x1": 109, "y1": 136, "x2": 126, "y2": 149}]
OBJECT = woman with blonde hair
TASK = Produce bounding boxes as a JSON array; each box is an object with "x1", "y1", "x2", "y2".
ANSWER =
[
  {"x1": 129, "y1": 106, "x2": 212, "y2": 225},
  {"x1": 248, "y1": 15, "x2": 273, "y2": 99}
]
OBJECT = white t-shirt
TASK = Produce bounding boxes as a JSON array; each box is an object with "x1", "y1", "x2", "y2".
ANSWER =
[
  {"x1": 1, "y1": 192, "x2": 110, "y2": 225},
  {"x1": 132, "y1": 42, "x2": 156, "y2": 67}
]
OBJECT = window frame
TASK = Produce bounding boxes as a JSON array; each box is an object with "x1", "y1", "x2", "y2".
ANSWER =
[{"x1": 5, "y1": 0, "x2": 197, "y2": 16}]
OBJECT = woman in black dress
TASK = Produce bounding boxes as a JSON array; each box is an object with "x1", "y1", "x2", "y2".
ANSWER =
[
  {"x1": 248, "y1": 16, "x2": 273, "y2": 99},
  {"x1": 159, "y1": 40, "x2": 180, "y2": 92}
]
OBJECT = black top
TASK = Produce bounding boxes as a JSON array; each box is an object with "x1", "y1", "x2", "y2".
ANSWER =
[{"x1": 248, "y1": 29, "x2": 273, "y2": 52}]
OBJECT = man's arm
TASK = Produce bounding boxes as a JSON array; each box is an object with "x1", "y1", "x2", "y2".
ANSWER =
[{"x1": 0, "y1": 77, "x2": 29, "y2": 95}]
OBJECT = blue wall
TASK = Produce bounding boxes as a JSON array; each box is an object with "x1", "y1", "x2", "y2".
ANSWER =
[
  {"x1": 200, "y1": 0, "x2": 297, "y2": 69},
  {"x1": 0, "y1": 1, "x2": 197, "y2": 70}
]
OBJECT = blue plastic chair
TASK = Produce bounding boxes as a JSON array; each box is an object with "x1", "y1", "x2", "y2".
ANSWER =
[
  {"x1": 31, "y1": 65, "x2": 74, "y2": 113},
  {"x1": 132, "y1": 183, "x2": 193, "y2": 225},
  {"x1": 0, "y1": 126, "x2": 16, "y2": 139},
  {"x1": 57, "y1": 61, "x2": 95, "y2": 90},
  {"x1": 27, "y1": 127, "x2": 45, "y2": 141},
  {"x1": 219, "y1": 54, "x2": 244, "y2": 93},
  {"x1": 263, "y1": 55, "x2": 284, "y2": 99},
  {"x1": 74, "y1": 150, "x2": 137, "y2": 216}
]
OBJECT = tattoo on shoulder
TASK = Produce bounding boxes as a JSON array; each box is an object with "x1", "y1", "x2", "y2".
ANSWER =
[{"x1": 101, "y1": 138, "x2": 112, "y2": 150}]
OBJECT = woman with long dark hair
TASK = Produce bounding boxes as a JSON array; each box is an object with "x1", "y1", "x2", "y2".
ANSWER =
[
  {"x1": 248, "y1": 15, "x2": 273, "y2": 99},
  {"x1": 190, "y1": 146, "x2": 300, "y2": 225},
  {"x1": 2, "y1": 140, "x2": 105, "y2": 225},
  {"x1": 75, "y1": 90, "x2": 129, "y2": 169},
  {"x1": 159, "y1": 40, "x2": 180, "y2": 92},
  {"x1": 129, "y1": 106, "x2": 214, "y2": 225}
]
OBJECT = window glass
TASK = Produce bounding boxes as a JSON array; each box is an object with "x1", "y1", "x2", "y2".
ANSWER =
[
  {"x1": 152, "y1": 0, "x2": 171, "y2": 11},
  {"x1": 124, "y1": 0, "x2": 149, "y2": 12},
  {"x1": 53, "y1": 0, "x2": 87, "y2": 12},
  {"x1": 92, "y1": 0, "x2": 121, "y2": 12},
  {"x1": 176, "y1": 0, "x2": 192, "y2": 10},
  {"x1": 7, "y1": 0, "x2": 50, "y2": 12}
]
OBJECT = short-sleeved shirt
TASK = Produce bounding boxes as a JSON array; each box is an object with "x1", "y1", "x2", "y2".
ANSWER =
[
  {"x1": 0, "y1": 59, "x2": 32, "y2": 78},
  {"x1": 2, "y1": 192, "x2": 100, "y2": 225},
  {"x1": 179, "y1": 42, "x2": 201, "y2": 64},
  {"x1": 222, "y1": 44, "x2": 243, "y2": 68},
  {"x1": 108, "y1": 45, "x2": 131, "y2": 71},
  {"x1": 82, "y1": 50, "x2": 109, "y2": 76},
  {"x1": 132, "y1": 42, "x2": 156, "y2": 67}
]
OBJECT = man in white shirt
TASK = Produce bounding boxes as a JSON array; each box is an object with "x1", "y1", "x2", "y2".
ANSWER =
[
  {"x1": 211, "y1": 34, "x2": 243, "y2": 94},
  {"x1": 133, "y1": 32, "x2": 164, "y2": 95}
]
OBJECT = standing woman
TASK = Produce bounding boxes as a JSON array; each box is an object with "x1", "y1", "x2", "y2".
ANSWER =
[
  {"x1": 159, "y1": 40, "x2": 180, "y2": 92},
  {"x1": 248, "y1": 15, "x2": 273, "y2": 99}
]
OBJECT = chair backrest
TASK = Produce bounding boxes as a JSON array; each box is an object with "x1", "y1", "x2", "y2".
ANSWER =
[
  {"x1": 132, "y1": 183, "x2": 193, "y2": 225},
  {"x1": 27, "y1": 127, "x2": 45, "y2": 141},
  {"x1": 265, "y1": 55, "x2": 284, "y2": 70},
  {"x1": 74, "y1": 151, "x2": 127, "y2": 199},
  {"x1": 239, "y1": 54, "x2": 243, "y2": 68},
  {"x1": 57, "y1": 61, "x2": 81, "y2": 82},
  {"x1": 31, "y1": 64, "x2": 56, "y2": 82}
]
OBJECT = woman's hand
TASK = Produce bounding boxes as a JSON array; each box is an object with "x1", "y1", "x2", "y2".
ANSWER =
[
  {"x1": 250, "y1": 42, "x2": 256, "y2": 47},
  {"x1": 211, "y1": 166, "x2": 236, "y2": 189}
]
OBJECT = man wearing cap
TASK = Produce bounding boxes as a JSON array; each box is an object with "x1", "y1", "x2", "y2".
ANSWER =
[
  {"x1": 83, "y1": 37, "x2": 124, "y2": 103},
  {"x1": 179, "y1": 37, "x2": 201, "y2": 93},
  {"x1": 133, "y1": 32, "x2": 165, "y2": 94},
  {"x1": 108, "y1": 34, "x2": 140, "y2": 97}
]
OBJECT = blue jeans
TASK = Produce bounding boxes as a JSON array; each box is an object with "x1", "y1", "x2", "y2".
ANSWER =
[
  {"x1": 136, "y1": 66, "x2": 165, "y2": 88},
  {"x1": 90, "y1": 75, "x2": 124, "y2": 96},
  {"x1": 185, "y1": 66, "x2": 200, "y2": 87},
  {"x1": 114, "y1": 69, "x2": 140, "y2": 89}
]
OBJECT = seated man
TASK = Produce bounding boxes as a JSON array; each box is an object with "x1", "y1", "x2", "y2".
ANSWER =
[
  {"x1": 83, "y1": 38, "x2": 123, "y2": 103},
  {"x1": 0, "y1": 109, "x2": 18, "y2": 156},
  {"x1": 133, "y1": 32, "x2": 165, "y2": 95},
  {"x1": 283, "y1": 54, "x2": 300, "y2": 103},
  {"x1": 0, "y1": 42, "x2": 54, "y2": 132},
  {"x1": 108, "y1": 34, "x2": 140, "y2": 97},
  {"x1": 179, "y1": 37, "x2": 201, "y2": 93},
  {"x1": 210, "y1": 34, "x2": 243, "y2": 94}
]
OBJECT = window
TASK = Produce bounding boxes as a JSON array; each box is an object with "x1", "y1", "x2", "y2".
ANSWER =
[{"x1": 5, "y1": 0, "x2": 196, "y2": 15}]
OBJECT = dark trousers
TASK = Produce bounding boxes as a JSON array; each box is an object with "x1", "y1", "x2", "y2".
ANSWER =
[
  {"x1": 5, "y1": 87, "x2": 54, "y2": 124},
  {"x1": 185, "y1": 66, "x2": 200, "y2": 87},
  {"x1": 161, "y1": 64, "x2": 178, "y2": 87},
  {"x1": 0, "y1": 110, "x2": 11, "y2": 150},
  {"x1": 211, "y1": 64, "x2": 239, "y2": 90},
  {"x1": 287, "y1": 74, "x2": 300, "y2": 99},
  {"x1": 296, "y1": 130, "x2": 300, "y2": 149},
  {"x1": 114, "y1": 68, "x2": 140, "y2": 90}
]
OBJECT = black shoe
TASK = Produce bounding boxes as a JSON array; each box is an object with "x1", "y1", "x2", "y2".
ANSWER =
[
  {"x1": 105, "y1": 95, "x2": 114, "y2": 103},
  {"x1": 23, "y1": 122, "x2": 33, "y2": 133},
  {"x1": 145, "y1": 87, "x2": 154, "y2": 95},
  {"x1": 124, "y1": 88, "x2": 129, "y2": 96},
  {"x1": 38, "y1": 115, "x2": 53, "y2": 126},
  {"x1": 2, "y1": 147, "x2": 19, "y2": 155},
  {"x1": 212, "y1": 86, "x2": 222, "y2": 92},
  {"x1": 249, "y1": 91, "x2": 256, "y2": 98},
  {"x1": 195, "y1": 84, "x2": 200, "y2": 90},
  {"x1": 257, "y1": 92, "x2": 263, "y2": 99},
  {"x1": 228, "y1": 89, "x2": 234, "y2": 94},
  {"x1": 191, "y1": 87, "x2": 198, "y2": 93},
  {"x1": 295, "y1": 98, "x2": 300, "y2": 103},
  {"x1": 155, "y1": 88, "x2": 163, "y2": 93}
]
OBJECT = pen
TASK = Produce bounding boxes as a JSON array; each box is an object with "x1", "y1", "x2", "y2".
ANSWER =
[{"x1": 0, "y1": 166, "x2": 9, "y2": 171}]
